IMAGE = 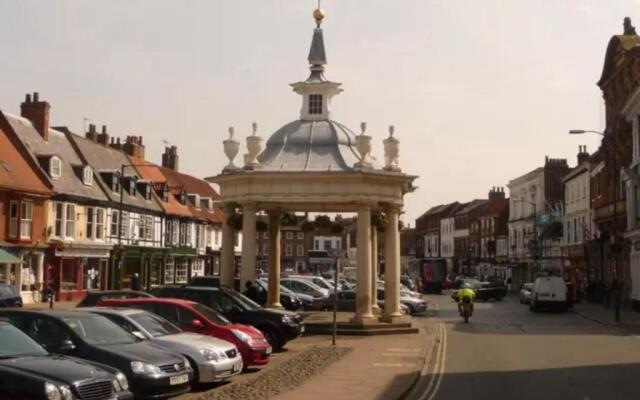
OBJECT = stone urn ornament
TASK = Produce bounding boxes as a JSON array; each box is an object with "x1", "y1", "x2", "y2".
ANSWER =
[
  {"x1": 354, "y1": 121, "x2": 373, "y2": 168},
  {"x1": 383, "y1": 125, "x2": 400, "y2": 171},
  {"x1": 223, "y1": 126, "x2": 240, "y2": 171},
  {"x1": 245, "y1": 122, "x2": 263, "y2": 169}
]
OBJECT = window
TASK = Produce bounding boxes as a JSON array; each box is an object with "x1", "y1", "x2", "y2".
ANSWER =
[
  {"x1": 263, "y1": 244, "x2": 268, "y2": 256},
  {"x1": 179, "y1": 223, "x2": 187, "y2": 245},
  {"x1": 285, "y1": 245, "x2": 292, "y2": 256},
  {"x1": 186, "y1": 223, "x2": 192, "y2": 245},
  {"x1": 165, "y1": 220, "x2": 173, "y2": 245},
  {"x1": 175, "y1": 260, "x2": 188, "y2": 283},
  {"x1": 286, "y1": 232, "x2": 293, "y2": 240},
  {"x1": 297, "y1": 232, "x2": 304, "y2": 240},
  {"x1": 9, "y1": 201, "x2": 18, "y2": 238},
  {"x1": 139, "y1": 215, "x2": 153, "y2": 241},
  {"x1": 86, "y1": 207, "x2": 95, "y2": 239},
  {"x1": 192, "y1": 259, "x2": 204, "y2": 277},
  {"x1": 172, "y1": 221, "x2": 179, "y2": 245},
  {"x1": 323, "y1": 240, "x2": 331, "y2": 250},
  {"x1": 19, "y1": 201, "x2": 32, "y2": 239},
  {"x1": 50, "y1": 157, "x2": 62, "y2": 178},
  {"x1": 110, "y1": 210, "x2": 119, "y2": 237},
  {"x1": 113, "y1": 173, "x2": 120, "y2": 193},
  {"x1": 165, "y1": 259, "x2": 175, "y2": 284},
  {"x1": 120, "y1": 212, "x2": 128, "y2": 238},
  {"x1": 65, "y1": 204, "x2": 76, "y2": 238},
  {"x1": 83, "y1": 166, "x2": 93, "y2": 186},
  {"x1": 297, "y1": 244, "x2": 304, "y2": 256},
  {"x1": 308, "y1": 94, "x2": 323, "y2": 114},
  {"x1": 96, "y1": 209, "x2": 104, "y2": 239},
  {"x1": 54, "y1": 203, "x2": 64, "y2": 237}
]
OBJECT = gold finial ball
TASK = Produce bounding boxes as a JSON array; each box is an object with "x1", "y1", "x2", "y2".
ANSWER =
[{"x1": 313, "y1": 8, "x2": 325, "y2": 23}]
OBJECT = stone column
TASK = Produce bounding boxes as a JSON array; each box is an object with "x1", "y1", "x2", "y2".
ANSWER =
[
  {"x1": 382, "y1": 205, "x2": 403, "y2": 322},
  {"x1": 267, "y1": 210, "x2": 282, "y2": 308},
  {"x1": 351, "y1": 205, "x2": 374, "y2": 323},
  {"x1": 240, "y1": 203, "x2": 257, "y2": 290},
  {"x1": 371, "y1": 227, "x2": 381, "y2": 314},
  {"x1": 220, "y1": 204, "x2": 235, "y2": 288}
]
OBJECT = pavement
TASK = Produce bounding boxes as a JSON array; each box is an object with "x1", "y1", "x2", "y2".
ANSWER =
[
  {"x1": 573, "y1": 301, "x2": 640, "y2": 327},
  {"x1": 405, "y1": 292, "x2": 640, "y2": 400}
]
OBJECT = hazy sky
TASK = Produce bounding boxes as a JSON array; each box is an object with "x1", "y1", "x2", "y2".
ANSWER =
[{"x1": 1, "y1": 1, "x2": 636, "y2": 223}]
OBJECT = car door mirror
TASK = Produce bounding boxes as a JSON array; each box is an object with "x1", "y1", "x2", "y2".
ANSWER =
[
  {"x1": 191, "y1": 319, "x2": 205, "y2": 329},
  {"x1": 56, "y1": 339, "x2": 76, "y2": 352},
  {"x1": 132, "y1": 331, "x2": 146, "y2": 340}
]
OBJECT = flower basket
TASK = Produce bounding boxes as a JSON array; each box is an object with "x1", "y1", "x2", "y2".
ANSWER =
[
  {"x1": 314, "y1": 215, "x2": 332, "y2": 228},
  {"x1": 280, "y1": 212, "x2": 298, "y2": 226},
  {"x1": 228, "y1": 213, "x2": 243, "y2": 231},
  {"x1": 371, "y1": 212, "x2": 388, "y2": 231},
  {"x1": 256, "y1": 220, "x2": 269, "y2": 232}
]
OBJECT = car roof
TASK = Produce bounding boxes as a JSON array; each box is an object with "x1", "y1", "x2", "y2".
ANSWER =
[
  {"x1": 81, "y1": 306, "x2": 145, "y2": 316},
  {"x1": 102, "y1": 297, "x2": 197, "y2": 306},
  {"x1": 0, "y1": 309, "x2": 99, "y2": 318}
]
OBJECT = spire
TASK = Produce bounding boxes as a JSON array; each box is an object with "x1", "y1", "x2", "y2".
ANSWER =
[{"x1": 308, "y1": 4, "x2": 327, "y2": 68}]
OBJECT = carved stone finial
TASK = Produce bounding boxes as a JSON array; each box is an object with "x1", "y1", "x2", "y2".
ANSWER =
[
  {"x1": 252, "y1": 122, "x2": 258, "y2": 136},
  {"x1": 228, "y1": 126, "x2": 235, "y2": 139},
  {"x1": 223, "y1": 126, "x2": 240, "y2": 171},
  {"x1": 383, "y1": 125, "x2": 400, "y2": 172},
  {"x1": 360, "y1": 122, "x2": 367, "y2": 135},
  {"x1": 389, "y1": 125, "x2": 395, "y2": 137},
  {"x1": 624, "y1": 17, "x2": 637, "y2": 35},
  {"x1": 245, "y1": 125, "x2": 264, "y2": 169},
  {"x1": 354, "y1": 123, "x2": 373, "y2": 169}
]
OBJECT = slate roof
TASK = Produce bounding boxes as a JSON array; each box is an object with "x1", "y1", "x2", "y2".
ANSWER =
[
  {"x1": 0, "y1": 114, "x2": 52, "y2": 196},
  {"x1": 67, "y1": 133, "x2": 163, "y2": 213},
  {"x1": 3, "y1": 112, "x2": 107, "y2": 202}
]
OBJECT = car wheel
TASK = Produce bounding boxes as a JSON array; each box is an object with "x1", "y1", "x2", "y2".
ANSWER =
[
  {"x1": 261, "y1": 326, "x2": 282, "y2": 351},
  {"x1": 405, "y1": 304, "x2": 415, "y2": 315}
]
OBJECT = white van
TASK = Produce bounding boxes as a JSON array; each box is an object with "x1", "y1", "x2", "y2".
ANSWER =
[{"x1": 530, "y1": 276, "x2": 568, "y2": 312}]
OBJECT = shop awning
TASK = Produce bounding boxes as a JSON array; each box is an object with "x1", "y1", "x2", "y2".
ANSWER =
[{"x1": 0, "y1": 249, "x2": 22, "y2": 264}]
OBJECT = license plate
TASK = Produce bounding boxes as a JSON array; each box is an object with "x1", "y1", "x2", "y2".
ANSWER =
[
  {"x1": 170, "y1": 374, "x2": 189, "y2": 385},
  {"x1": 233, "y1": 362, "x2": 242, "y2": 373},
  {"x1": 266, "y1": 346, "x2": 272, "y2": 355}
]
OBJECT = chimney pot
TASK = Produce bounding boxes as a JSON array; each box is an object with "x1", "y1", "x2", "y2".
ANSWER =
[
  {"x1": 33, "y1": 92, "x2": 39, "y2": 102},
  {"x1": 21, "y1": 92, "x2": 50, "y2": 140},
  {"x1": 25, "y1": 94, "x2": 31, "y2": 103},
  {"x1": 102, "y1": 125, "x2": 107, "y2": 134}
]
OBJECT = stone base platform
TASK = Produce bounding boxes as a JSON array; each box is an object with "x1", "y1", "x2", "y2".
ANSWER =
[{"x1": 301, "y1": 311, "x2": 419, "y2": 336}]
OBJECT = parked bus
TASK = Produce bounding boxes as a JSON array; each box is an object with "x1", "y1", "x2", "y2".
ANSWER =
[{"x1": 408, "y1": 258, "x2": 447, "y2": 294}]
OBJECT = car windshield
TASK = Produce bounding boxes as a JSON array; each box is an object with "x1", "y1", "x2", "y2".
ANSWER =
[
  {"x1": 228, "y1": 291, "x2": 262, "y2": 311},
  {"x1": 129, "y1": 312, "x2": 181, "y2": 337},
  {"x1": 0, "y1": 324, "x2": 48, "y2": 358},
  {"x1": 62, "y1": 314, "x2": 137, "y2": 346},
  {"x1": 192, "y1": 303, "x2": 231, "y2": 325},
  {"x1": 259, "y1": 279, "x2": 295, "y2": 295}
]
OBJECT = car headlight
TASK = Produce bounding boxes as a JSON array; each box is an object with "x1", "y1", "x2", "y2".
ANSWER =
[
  {"x1": 282, "y1": 315, "x2": 295, "y2": 324},
  {"x1": 114, "y1": 372, "x2": 129, "y2": 391},
  {"x1": 231, "y1": 329, "x2": 253, "y2": 345},
  {"x1": 59, "y1": 385, "x2": 73, "y2": 400},
  {"x1": 44, "y1": 382, "x2": 61, "y2": 400},
  {"x1": 130, "y1": 361, "x2": 162, "y2": 375},
  {"x1": 200, "y1": 348, "x2": 226, "y2": 361}
]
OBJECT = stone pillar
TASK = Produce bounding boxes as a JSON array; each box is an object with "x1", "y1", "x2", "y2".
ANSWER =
[
  {"x1": 351, "y1": 205, "x2": 374, "y2": 323},
  {"x1": 267, "y1": 210, "x2": 282, "y2": 308},
  {"x1": 371, "y1": 227, "x2": 381, "y2": 313},
  {"x1": 220, "y1": 204, "x2": 235, "y2": 288},
  {"x1": 240, "y1": 203, "x2": 257, "y2": 290},
  {"x1": 382, "y1": 205, "x2": 403, "y2": 322}
]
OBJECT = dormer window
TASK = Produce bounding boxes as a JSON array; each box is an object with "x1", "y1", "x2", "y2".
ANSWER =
[
  {"x1": 308, "y1": 94, "x2": 323, "y2": 114},
  {"x1": 50, "y1": 156, "x2": 62, "y2": 179},
  {"x1": 162, "y1": 184, "x2": 170, "y2": 202},
  {"x1": 83, "y1": 166, "x2": 93, "y2": 186}
]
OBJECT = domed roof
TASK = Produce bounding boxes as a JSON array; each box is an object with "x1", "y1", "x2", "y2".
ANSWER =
[{"x1": 257, "y1": 120, "x2": 375, "y2": 172}]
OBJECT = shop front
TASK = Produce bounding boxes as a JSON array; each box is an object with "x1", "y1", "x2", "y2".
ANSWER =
[
  {"x1": 113, "y1": 246, "x2": 166, "y2": 291},
  {"x1": 46, "y1": 241, "x2": 112, "y2": 301},
  {"x1": 0, "y1": 245, "x2": 46, "y2": 304},
  {"x1": 562, "y1": 245, "x2": 587, "y2": 302},
  {"x1": 164, "y1": 246, "x2": 197, "y2": 285}
]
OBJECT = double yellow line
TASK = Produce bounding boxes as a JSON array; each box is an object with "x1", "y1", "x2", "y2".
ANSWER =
[{"x1": 409, "y1": 323, "x2": 448, "y2": 400}]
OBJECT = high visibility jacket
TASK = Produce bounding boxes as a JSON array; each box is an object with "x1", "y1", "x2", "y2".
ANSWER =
[{"x1": 457, "y1": 288, "x2": 475, "y2": 303}]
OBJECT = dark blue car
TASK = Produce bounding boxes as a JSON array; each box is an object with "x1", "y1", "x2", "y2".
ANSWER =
[{"x1": 0, "y1": 283, "x2": 22, "y2": 308}]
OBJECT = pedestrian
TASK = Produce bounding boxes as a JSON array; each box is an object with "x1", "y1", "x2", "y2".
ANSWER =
[
  {"x1": 244, "y1": 280, "x2": 259, "y2": 302},
  {"x1": 506, "y1": 277, "x2": 512, "y2": 292},
  {"x1": 130, "y1": 273, "x2": 141, "y2": 291}
]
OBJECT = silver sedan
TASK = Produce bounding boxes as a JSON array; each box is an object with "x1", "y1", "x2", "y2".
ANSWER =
[{"x1": 84, "y1": 307, "x2": 243, "y2": 383}]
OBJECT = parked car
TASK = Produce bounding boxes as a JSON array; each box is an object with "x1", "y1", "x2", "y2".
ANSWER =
[
  {"x1": 451, "y1": 279, "x2": 505, "y2": 302},
  {"x1": 0, "y1": 309, "x2": 193, "y2": 399},
  {"x1": 530, "y1": 276, "x2": 568, "y2": 312},
  {"x1": 291, "y1": 275, "x2": 335, "y2": 292},
  {"x1": 0, "y1": 283, "x2": 22, "y2": 308},
  {"x1": 190, "y1": 276, "x2": 301, "y2": 311},
  {"x1": 99, "y1": 298, "x2": 271, "y2": 367},
  {"x1": 316, "y1": 290, "x2": 410, "y2": 314},
  {"x1": 398, "y1": 291, "x2": 428, "y2": 315},
  {"x1": 0, "y1": 320, "x2": 133, "y2": 400},
  {"x1": 280, "y1": 277, "x2": 329, "y2": 299},
  {"x1": 400, "y1": 275, "x2": 417, "y2": 292},
  {"x1": 84, "y1": 307, "x2": 244, "y2": 383},
  {"x1": 520, "y1": 283, "x2": 534, "y2": 304},
  {"x1": 151, "y1": 286, "x2": 304, "y2": 351},
  {"x1": 76, "y1": 290, "x2": 153, "y2": 307}
]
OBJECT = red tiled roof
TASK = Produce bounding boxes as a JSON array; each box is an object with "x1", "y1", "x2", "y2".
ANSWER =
[
  {"x1": 159, "y1": 167, "x2": 222, "y2": 224},
  {"x1": 0, "y1": 114, "x2": 52, "y2": 196}
]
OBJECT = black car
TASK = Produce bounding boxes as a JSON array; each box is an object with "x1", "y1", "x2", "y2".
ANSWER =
[
  {"x1": 0, "y1": 310, "x2": 193, "y2": 399},
  {"x1": 190, "y1": 276, "x2": 302, "y2": 311},
  {"x1": 153, "y1": 286, "x2": 304, "y2": 351},
  {"x1": 0, "y1": 321, "x2": 133, "y2": 400},
  {"x1": 0, "y1": 283, "x2": 22, "y2": 308},
  {"x1": 77, "y1": 290, "x2": 154, "y2": 307}
]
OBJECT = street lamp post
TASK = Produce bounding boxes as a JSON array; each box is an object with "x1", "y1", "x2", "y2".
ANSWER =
[
  {"x1": 515, "y1": 198, "x2": 538, "y2": 280},
  {"x1": 569, "y1": 128, "x2": 621, "y2": 323}
]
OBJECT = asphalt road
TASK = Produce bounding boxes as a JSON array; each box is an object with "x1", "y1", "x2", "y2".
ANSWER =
[{"x1": 407, "y1": 292, "x2": 640, "y2": 400}]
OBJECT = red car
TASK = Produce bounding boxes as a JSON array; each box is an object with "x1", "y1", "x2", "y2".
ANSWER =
[{"x1": 99, "y1": 298, "x2": 272, "y2": 367}]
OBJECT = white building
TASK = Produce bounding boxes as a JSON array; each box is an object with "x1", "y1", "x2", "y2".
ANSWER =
[{"x1": 440, "y1": 217, "x2": 455, "y2": 258}]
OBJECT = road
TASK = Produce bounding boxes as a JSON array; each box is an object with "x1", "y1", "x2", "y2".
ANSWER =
[{"x1": 407, "y1": 292, "x2": 640, "y2": 400}]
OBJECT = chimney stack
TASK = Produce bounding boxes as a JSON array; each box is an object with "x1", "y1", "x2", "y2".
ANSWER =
[
  {"x1": 97, "y1": 125, "x2": 109, "y2": 145},
  {"x1": 577, "y1": 145, "x2": 590, "y2": 165},
  {"x1": 123, "y1": 135, "x2": 145, "y2": 159},
  {"x1": 489, "y1": 186, "x2": 506, "y2": 201},
  {"x1": 161, "y1": 145, "x2": 179, "y2": 171},
  {"x1": 110, "y1": 137, "x2": 123, "y2": 150},
  {"x1": 86, "y1": 124, "x2": 98, "y2": 141},
  {"x1": 20, "y1": 92, "x2": 50, "y2": 141}
]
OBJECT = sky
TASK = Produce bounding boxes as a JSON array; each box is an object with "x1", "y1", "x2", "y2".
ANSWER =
[{"x1": 1, "y1": 0, "x2": 637, "y2": 224}]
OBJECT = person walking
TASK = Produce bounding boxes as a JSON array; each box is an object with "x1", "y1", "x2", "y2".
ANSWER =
[
  {"x1": 130, "y1": 273, "x2": 141, "y2": 291},
  {"x1": 244, "y1": 280, "x2": 259, "y2": 302}
]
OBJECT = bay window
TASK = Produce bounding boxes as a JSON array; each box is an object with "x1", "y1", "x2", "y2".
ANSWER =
[
  {"x1": 110, "y1": 210, "x2": 119, "y2": 237},
  {"x1": 86, "y1": 207, "x2": 95, "y2": 239},
  {"x1": 96, "y1": 209, "x2": 105, "y2": 239},
  {"x1": 65, "y1": 204, "x2": 76, "y2": 238},
  {"x1": 54, "y1": 202, "x2": 64, "y2": 237}
]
